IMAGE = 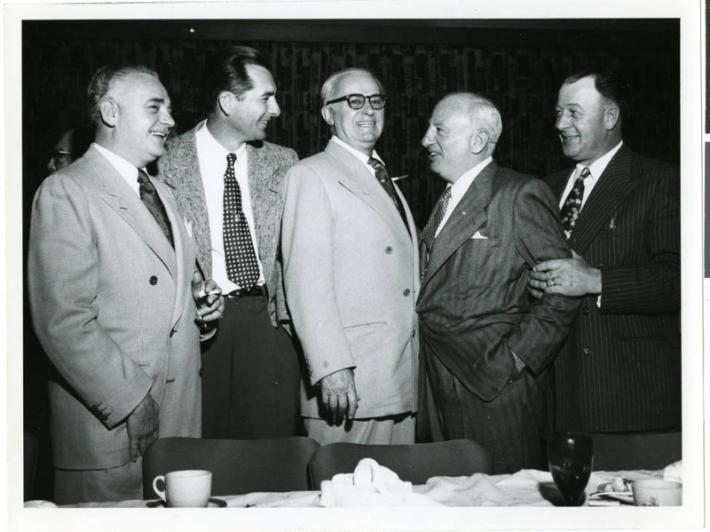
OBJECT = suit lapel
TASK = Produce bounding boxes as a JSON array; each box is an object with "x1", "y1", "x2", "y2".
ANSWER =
[
  {"x1": 86, "y1": 146, "x2": 177, "y2": 278},
  {"x1": 571, "y1": 147, "x2": 636, "y2": 253},
  {"x1": 326, "y1": 140, "x2": 411, "y2": 243},
  {"x1": 421, "y1": 161, "x2": 496, "y2": 288}
]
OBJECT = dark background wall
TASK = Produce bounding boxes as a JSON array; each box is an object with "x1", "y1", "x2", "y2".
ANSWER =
[{"x1": 22, "y1": 18, "x2": 679, "y2": 498}]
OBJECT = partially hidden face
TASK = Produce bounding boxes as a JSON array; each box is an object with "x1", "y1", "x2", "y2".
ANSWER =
[
  {"x1": 110, "y1": 71, "x2": 175, "y2": 167},
  {"x1": 555, "y1": 76, "x2": 615, "y2": 166},
  {"x1": 226, "y1": 64, "x2": 281, "y2": 143},
  {"x1": 421, "y1": 96, "x2": 477, "y2": 183},
  {"x1": 322, "y1": 71, "x2": 384, "y2": 154}
]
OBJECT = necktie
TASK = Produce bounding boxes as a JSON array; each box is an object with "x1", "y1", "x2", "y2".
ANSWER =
[
  {"x1": 367, "y1": 157, "x2": 410, "y2": 234},
  {"x1": 560, "y1": 166, "x2": 591, "y2": 235},
  {"x1": 223, "y1": 153, "x2": 260, "y2": 289},
  {"x1": 421, "y1": 186, "x2": 452, "y2": 253},
  {"x1": 137, "y1": 170, "x2": 174, "y2": 247}
]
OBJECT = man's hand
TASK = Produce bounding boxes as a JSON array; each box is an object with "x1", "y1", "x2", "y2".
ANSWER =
[
  {"x1": 126, "y1": 392, "x2": 159, "y2": 461},
  {"x1": 319, "y1": 368, "x2": 359, "y2": 425},
  {"x1": 192, "y1": 273, "x2": 224, "y2": 328},
  {"x1": 529, "y1": 252, "x2": 601, "y2": 298}
]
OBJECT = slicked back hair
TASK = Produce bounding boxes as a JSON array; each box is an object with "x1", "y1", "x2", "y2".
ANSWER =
[
  {"x1": 87, "y1": 64, "x2": 158, "y2": 126},
  {"x1": 202, "y1": 45, "x2": 269, "y2": 113},
  {"x1": 563, "y1": 68, "x2": 629, "y2": 122}
]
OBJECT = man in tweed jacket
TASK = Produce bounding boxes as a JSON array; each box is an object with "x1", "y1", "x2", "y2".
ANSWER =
[
  {"x1": 529, "y1": 69, "x2": 680, "y2": 440},
  {"x1": 158, "y1": 46, "x2": 301, "y2": 439}
]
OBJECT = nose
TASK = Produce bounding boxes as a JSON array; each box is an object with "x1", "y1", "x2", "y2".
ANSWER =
[
  {"x1": 421, "y1": 125, "x2": 435, "y2": 148},
  {"x1": 269, "y1": 97, "x2": 281, "y2": 117},
  {"x1": 555, "y1": 111, "x2": 568, "y2": 131},
  {"x1": 47, "y1": 157, "x2": 56, "y2": 173},
  {"x1": 161, "y1": 108, "x2": 176, "y2": 128}
]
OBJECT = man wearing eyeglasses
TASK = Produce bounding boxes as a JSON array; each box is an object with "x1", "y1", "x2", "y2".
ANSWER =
[{"x1": 282, "y1": 68, "x2": 419, "y2": 445}]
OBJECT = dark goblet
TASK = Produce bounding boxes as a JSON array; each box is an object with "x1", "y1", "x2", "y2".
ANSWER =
[{"x1": 547, "y1": 433, "x2": 594, "y2": 506}]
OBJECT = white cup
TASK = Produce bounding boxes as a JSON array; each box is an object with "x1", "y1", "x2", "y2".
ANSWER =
[
  {"x1": 152, "y1": 469, "x2": 212, "y2": 507},
  {"x1": 632, "y1": 479, "x2": 682, "y2": 506}
]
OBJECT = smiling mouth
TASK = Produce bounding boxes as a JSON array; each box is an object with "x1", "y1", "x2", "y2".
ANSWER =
[{"x1": 150, "y1": 131, "x2": 168, "y2": 140}]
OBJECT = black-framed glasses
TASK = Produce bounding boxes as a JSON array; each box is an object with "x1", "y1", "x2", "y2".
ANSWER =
[{"x1": 325, "y1": 93, "x2": 386, "y2": 110}]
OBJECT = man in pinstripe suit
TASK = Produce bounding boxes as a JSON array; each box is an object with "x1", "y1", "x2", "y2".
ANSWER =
[
  {"x1": 529, "y1": 69, "x2": 681, "y2": 440},
  {"x1": 416, "y1": 93, "x2": 580, "y2": 474}
]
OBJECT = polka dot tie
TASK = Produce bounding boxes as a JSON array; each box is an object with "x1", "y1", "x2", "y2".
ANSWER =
[
  {"x1": 367, "y1": 157, "x2": 410, "y2": 234},
  {"x1": 560, "y1": 166, "x2": 591, "y2": 236},
  {"x1": 223, "y1": 153, "x2": 260, "y2": 289}
]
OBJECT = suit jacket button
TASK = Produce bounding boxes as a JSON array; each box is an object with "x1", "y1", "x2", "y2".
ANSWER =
[
  {"x1": 583, "y1": 347, "x2": 593, "y2": 356},
  {"x1": 149, "y1": 275, "x2": 158, "y2": 285},
  {"x1": 385, "y1": 246, "x2": 393, "y2": 254},
  {"x1": 403, "y1": 288, "x2": 411, "y2": 296}
]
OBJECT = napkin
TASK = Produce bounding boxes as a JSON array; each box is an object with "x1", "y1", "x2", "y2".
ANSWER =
[
  {"x1": 662, "y1": 460, "x2": 682, "y2": 483},
  {"x1": 318, "y1": 458, "x2": 443, "y2": 507}
]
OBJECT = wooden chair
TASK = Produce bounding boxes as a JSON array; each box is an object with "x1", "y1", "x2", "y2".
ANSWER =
[
  {"x1": 142, "y1": 436, "x2": 319, "y2": 498},
  {"x1": 590, "y1": 431, "x2": 682, "y2": 471},
  {"x1": 307, "y1": 439, "x2": 492, "y2": 489}
]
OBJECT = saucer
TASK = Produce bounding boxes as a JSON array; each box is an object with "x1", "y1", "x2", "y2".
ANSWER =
[{"x1": 146, "y1": 497, "x2": 227, "y2": 508}]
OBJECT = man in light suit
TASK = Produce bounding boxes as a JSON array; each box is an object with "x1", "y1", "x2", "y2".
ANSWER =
[
  {"x1": 28, "y1": 65, "x2": 222, "y2": 503},
  {"x1": 528, "y1": 69, "x2": 680, "y2": 440},
  {"x1": 416, "y1": 93, "x2": 580, "y2": 473},
  {"x1": 282, "y1": 68, "x2": 419, "y2": 444},
  {"x1": 158, "y1": 46, "x2": 301, "y2": 439}
]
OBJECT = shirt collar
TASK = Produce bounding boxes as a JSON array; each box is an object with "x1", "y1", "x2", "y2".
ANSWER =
[
  {"x1": 197, "y1": 120, "x2": 247, "y2": 161},
  {"x1": 331, "y1": 135, "x2": 383, "y2": 167},
  {"x1": 578, "y1": 140, "x2": 624, "y2": 180},
  {"x1": 449, "y1": 156, "x2": 493, "y2": 203},
  {"x1": 93, "y1": 142, "x2": 143, "y2": 182}
]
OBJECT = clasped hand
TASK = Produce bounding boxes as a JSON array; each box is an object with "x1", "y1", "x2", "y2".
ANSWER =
[
  {"x1": 528, "y1": 251, "x2": 601, "y2": 299},
  {"x1": 319, "y1": 368, "x2": 359, "y2": 426},
  {"x1": 191, "y1": 273, "x2": 224, "y2": 328}
]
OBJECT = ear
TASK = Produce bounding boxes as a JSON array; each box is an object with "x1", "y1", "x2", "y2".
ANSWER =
[
  {"x1": 603, "y1": 104, "x2": 620, "y2": 130},
  {"x1": 217, "y1": 91, "x2": 235, "y2": 116},
  {"x1": 470, "y1": 129, "x2": 490, "y2": 155},
  {"x1": 321, "y1": 105, "x2": 334, "y2": 126},
  {"x1": 98, "y1": 98, "x2": 118, "y2": 127}
]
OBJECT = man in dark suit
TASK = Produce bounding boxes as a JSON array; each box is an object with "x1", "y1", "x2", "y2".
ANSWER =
[
  {"x1": 158, "y1": 46, "x2": 301, "y2": 439},
  {"x1": 528, "y1": 69, "x2": 681, "y2": 438},
  {"x1": 416, "y1": 92, "x2": 580, "y2": 473}
]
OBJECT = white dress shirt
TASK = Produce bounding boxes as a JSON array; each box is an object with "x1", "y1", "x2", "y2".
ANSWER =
[
  {"x1": 195, "y1": 120, "x2": 265, "y2": 292},
  {"x1": 331, "y1": 135, "x2": 385, "y2": 176},
  {"x1": 435, "y1": 156, "x2": 493, "y2": 237},
  {"x1": 93, "y1": 142, "x2": 143, "y2": 196},
  {"x1": 558, "y1": 140, "x2": 623, "y2": 210}
]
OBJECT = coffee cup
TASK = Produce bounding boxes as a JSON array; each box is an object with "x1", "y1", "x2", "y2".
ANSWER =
[
  {"x1": 152, "y1": 469, "x2": 212, "y2": 507},
  {"x1": 632, "y1": 479, "x2": 682, "y2": 506}
]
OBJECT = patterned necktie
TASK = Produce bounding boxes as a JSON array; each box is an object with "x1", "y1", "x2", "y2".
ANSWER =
[
  {"x1": 222, "y1": 153, "x2": 260, "y2": 289},
  {"x1": 137, "y1": 170, "x2": 174, "y2": 248},
  {"x1": 421, "y1": 186, "x2": 452, "y2": 253},
  {"x1": 367, "y1": 157, "x2": 410, "y2": 234},
  {"x1": 560, "y1": 166, "x2": 591, "y2": 235}
]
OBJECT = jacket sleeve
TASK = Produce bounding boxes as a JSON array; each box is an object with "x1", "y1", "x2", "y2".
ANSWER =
[
  {"x1": 507, "y1": 178, "x2": 581, "y2": 374},
  {"x1": 281, "y1": 164, "x2": 355, "y2": 385},
  {"x1": 27, "y1": 175, "x2": 153, "y2": 428}
]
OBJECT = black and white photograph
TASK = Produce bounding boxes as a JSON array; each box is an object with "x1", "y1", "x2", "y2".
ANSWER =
[{"x1": 3, "y1": 1, "x2": 704, "y2": 531}]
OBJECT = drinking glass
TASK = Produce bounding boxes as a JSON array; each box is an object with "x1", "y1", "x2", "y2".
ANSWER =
[{"x1": 547, "y1": 433, "x2": 593, "y2": 506}]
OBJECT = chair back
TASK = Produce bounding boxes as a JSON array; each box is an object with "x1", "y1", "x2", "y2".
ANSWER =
[
  {"x1": 590, "y1": 431, "x2": 681, "y2": 471},
  {"x1": 142, "y1": 436, "x2": 319, "y2": 498},
  {"x1": 307, "y1": 438, "x2": 492, "y2": 488}
]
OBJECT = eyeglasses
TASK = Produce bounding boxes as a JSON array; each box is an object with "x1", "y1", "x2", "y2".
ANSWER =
[{"x1": 325, "y1": 93, "x2": 386, "y2": 110}]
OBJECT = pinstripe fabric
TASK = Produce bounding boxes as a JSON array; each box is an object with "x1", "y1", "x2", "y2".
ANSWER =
[
  {"x1": 546, "y1": 146, "x2": 681, "y2": 432},
  {"x1": 416, "y1": 162, "x2": 579, "y2": 473}
]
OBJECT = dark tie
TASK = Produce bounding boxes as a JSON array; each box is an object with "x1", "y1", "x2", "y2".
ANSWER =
[
  {"x1": 421, "y1": 186, "x2": 452, "y2": 253},
  {"x1": 137, "y1": 170, "x2": 174, "y2": 247},
  {"x1": 367, "y1": 157, "x2": 410, "y2": 234},
  {"x1": 560, "y1": 166, "x2": 591, "y2": 235},
  {"x1": 223, "y1": 153, "x2": 260, "y2": 290}
]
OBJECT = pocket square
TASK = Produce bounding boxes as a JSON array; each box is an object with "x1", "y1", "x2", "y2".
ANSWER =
[{"x1": 471, "y1": 231, "x2": 488, "y2": 239}]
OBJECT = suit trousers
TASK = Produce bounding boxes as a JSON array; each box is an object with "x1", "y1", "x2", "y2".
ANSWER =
[
  {"x1": 304, "y1": 413, "x2": 415, "y2": 445},
  {"x1": 53, "y1": 459, "x2": 143, "y2": 504},
  {"x1": 425, "y1": 346, "x2": 551, "y2": 474},
  {"x1": 201, "y1": 295, "x2": 301, "y2": 439}
]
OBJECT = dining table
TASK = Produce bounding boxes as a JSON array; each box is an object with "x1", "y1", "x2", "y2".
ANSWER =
[{"x1": 27, "y1": 465, "x2": 677, "y2": 509}]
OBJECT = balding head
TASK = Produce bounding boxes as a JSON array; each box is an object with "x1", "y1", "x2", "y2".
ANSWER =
[{"x1": 421, "y1": 92, "x2": 502, "y2": 183}]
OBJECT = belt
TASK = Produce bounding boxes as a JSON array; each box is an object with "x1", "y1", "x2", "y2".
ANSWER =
[{"x1": 225, "y1": 285, "x2": 268, "y2": 299}]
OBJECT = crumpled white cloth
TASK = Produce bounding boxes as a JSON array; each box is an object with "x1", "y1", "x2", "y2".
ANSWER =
[
  {"x1": 318, "y1": 458, "x2": 443, "y2": 507},
  {"x1": 662, "y1": 460, "x2": 682, "y2": 483}
]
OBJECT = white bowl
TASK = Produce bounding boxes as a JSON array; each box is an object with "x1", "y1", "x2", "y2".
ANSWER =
[{"x1": 632, "y1": 479, "x2": 682, "y2": 506}]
